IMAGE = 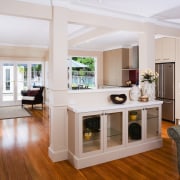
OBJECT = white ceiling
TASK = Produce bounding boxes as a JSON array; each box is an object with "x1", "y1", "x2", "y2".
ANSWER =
[
  {"x1": 0, "y1": 15, "x2": 49, "y2": 48},
  {"x1": 1, "y1": 0, "x2": 180, "y2": 50}
]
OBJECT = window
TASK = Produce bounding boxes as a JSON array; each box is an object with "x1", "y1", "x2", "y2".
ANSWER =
[
  {"x1": 3, "y1": 64, "x2": 14, "y2": 93},
  {"x1": 5, "y1": 68, "x2": 10, "y2": 90},
  {"x1": 0, "y1": 61, "x2": 44, "y2": 104},
  {"x1": 31, "y1": 64, "x2": 43, "y2": 86},
  {"x1": 68, "y1": 56, "x2": 97, "y2": 90}
]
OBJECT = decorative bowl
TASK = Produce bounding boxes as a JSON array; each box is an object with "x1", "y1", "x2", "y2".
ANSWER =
[{"x1": 110, "y1": 94, "x2": 127, "y2": 104}]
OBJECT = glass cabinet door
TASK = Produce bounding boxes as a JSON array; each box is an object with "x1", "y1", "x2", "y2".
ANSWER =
[
  {"x1": 82, "y1": 114, "x2": 101, "y2": 153},
  {"x1": 128, "y1": 109, "x2": 142, "y2": 143},
  {"x1": 146, "y1": 107, "x2": 160, "y2": 138},
  {"x1": 106, "y1": 112, "x2": 123, "y2": 148}
]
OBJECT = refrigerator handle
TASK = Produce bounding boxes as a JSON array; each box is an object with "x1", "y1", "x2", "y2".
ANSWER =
[
  {"x1": 161, "y1": 64, "x2": 164, "y2": 98},
  {"x1": 156, "y1": 64, "x2": 160, "y2": 98},
  {"x1": 156, "y1": 64, "x2": 163, "y2": 98},
  {"x1": 163, "y1": 100, "x2": 172, "y2": 104}
]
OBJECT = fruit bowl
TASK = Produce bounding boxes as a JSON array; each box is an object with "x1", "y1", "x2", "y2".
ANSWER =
[{"x1": 110, "y1": 94, "x2": 127, "y2": 104}]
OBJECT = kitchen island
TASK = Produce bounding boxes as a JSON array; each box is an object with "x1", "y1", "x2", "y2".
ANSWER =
[{"x1": 68, "y1": 100, "x2": 163, "y2": 169}]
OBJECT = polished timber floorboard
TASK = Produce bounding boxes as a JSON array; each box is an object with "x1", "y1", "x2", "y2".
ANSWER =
[{"x1": 0, "y1": 105, "x2": 179, "y2": 179}]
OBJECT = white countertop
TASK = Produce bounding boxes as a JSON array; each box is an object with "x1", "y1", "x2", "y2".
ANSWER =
[
  {"x1": 68, "y1": 87, "x2": 131, "y2": 94},
  {"x1": 68, "y1": 100, "x2": 163, "y2": 113}
]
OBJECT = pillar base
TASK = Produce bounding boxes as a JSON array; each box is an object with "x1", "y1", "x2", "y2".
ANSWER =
[{"x1": 48, "y1": 146, "x2": 68, "y2": 162}]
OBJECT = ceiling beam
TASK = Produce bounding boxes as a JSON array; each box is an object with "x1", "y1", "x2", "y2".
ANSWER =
[
  {"x1": 0, "y1": 0, "x2": 52, "y2": 20},
  {"x1": 68, "y1": 27, "x2": 114, "y2": 48}
]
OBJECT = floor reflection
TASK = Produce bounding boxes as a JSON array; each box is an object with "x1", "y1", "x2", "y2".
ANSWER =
[{"x1": 0, "y1": 118, "x2": 39, "y2": 149}]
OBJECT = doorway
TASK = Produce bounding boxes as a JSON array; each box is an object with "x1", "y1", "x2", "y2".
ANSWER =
[{"x1": 0, "y1": 61, "x2": 44, "y2": 106}]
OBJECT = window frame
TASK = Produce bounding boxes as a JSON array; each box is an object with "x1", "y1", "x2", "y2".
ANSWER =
[{"x1": 68, "y1": 56, "x2": 97, "y2": 90}]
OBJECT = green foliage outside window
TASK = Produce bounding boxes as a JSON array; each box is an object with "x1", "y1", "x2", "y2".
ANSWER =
[
  {"x1": 72, "y1": 57, "x2": 95, "y2": 71},
  {"x1": 70, "y1": 56, "x2": 96, "y2": 89}
]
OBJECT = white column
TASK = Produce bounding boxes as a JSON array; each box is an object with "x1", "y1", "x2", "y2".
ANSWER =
[
  {"x1": 48, "y1": 6, "x2": 68, "y2": 162},
  {"x1": 139, "y1": 23, "x2": 155, "y2": 73},
  {"x1": 175, "y1": 39, "x2": 180, "y2": 121}
]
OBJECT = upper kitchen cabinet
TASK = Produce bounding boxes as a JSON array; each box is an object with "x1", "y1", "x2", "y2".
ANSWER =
[
  {"x1": 103, "y1": 48, "x2": 129, "y2": 86},
  {"x1": 155, "y1": 37, "x2": 176, "y2": 62},
  {"x1": 103, "y1": 46, "x2": 139, "y2": 87},
  {"x1": 123, "y1": 46, "x2": 139, "y2": 69},
  {"x1": 122, "y1": 46, "x2": 139, "y2": 86}
]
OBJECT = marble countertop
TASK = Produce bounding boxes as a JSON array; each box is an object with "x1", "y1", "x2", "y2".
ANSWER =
[
  {"x1": 68, "y1": 87, "x2": 131, "y2": 94},
  {"x1": 68, "y1": 100, "x2": 163, "y2": 113}
]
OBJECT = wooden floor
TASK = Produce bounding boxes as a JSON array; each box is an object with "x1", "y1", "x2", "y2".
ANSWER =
[{"x1": 0, "y1": 105, "x2": 179, "y2": 180}]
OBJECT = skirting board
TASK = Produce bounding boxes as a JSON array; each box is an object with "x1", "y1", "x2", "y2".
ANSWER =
[
  {"x1": 48, "y1": 147, "x2": 68, "y2": 162},
  {"x1": 68, "y1": 139, "x2": 163, "y2": 169}
]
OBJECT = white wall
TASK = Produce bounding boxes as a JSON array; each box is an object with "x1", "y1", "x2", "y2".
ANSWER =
[{"x1": 0, "y1": 45, "x2": 48, "y2": 60}]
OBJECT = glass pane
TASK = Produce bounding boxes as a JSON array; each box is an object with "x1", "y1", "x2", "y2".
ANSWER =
[
  {"x1": 17, "y1": 64, "x2": 28, "y2": 100},
  {"x1": 147, "y1": 107, "x2": 159, "y2": 138},
  {"x1": 68, "y1": 57, "x2": 96, "y2": 90},
  {"x1": 2, "y1": 64, "x2": 14, "y2": 101},
  {"x1": 31, "y1": 64, "x2": 43, "y2": 87},
  {"x1": 128, "y1": 110, "x2": 142, "y2": 143},
  {"x1": 82, "y1": 115, "x2": 100, "y2": 153},
  {"x1": 107, "y1": 112, "x2": 123, "y2": 148}
]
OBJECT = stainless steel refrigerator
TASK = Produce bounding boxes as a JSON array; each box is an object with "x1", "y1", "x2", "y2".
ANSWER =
[{"x1": 155, "y1": 62, "x2": 175, "y2": 122}]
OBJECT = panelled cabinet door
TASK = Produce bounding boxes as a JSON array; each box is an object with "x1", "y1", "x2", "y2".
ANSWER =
[
  {"x1": 155, "y1": 37, "x2": 176, "y2": 62},
  {"x1": 79, "y1": 109, "x2": 126, "y2": 156},
  {"x1": 126, "y1": 106, "x2": 161, "y2": 144},
  {"x1": 103, "y1": 49, "x2": 122, "y2": 86},
  {"x1": 127, "y1": 108, "x2": 143, "y2": 144},
  {"x1": 104, "y1": 109, "x2": 125, "y2": 150},
  {"x1": 79, "y1": 111, "x2": 103, "y2": 156},
  {"x1": 155, "y1": 38, "x2": 162, "y2": 61},
  {"x1": 162, "y1": 37, "x2": 176, "y2": 61},
  {"x1": 145, "y1": 106, "x2": 161, "y2": 139}
]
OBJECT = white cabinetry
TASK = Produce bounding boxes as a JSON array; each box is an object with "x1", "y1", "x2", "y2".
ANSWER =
[
  {"x1": 68, "y1": 109, "x2": 125, "y2": 159},
  {"x1": 127, "y1": 106, "x2": 161, "y2": 144},
  {"x1": 68, "y1": 102, "x2": 162, "y2": 169},
  {"x1": 155, "y1": 38, "x2": 162, "y2": 61},
  {"x1": 155, "y1": 37, "x2": 176, "y2": 62}
]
